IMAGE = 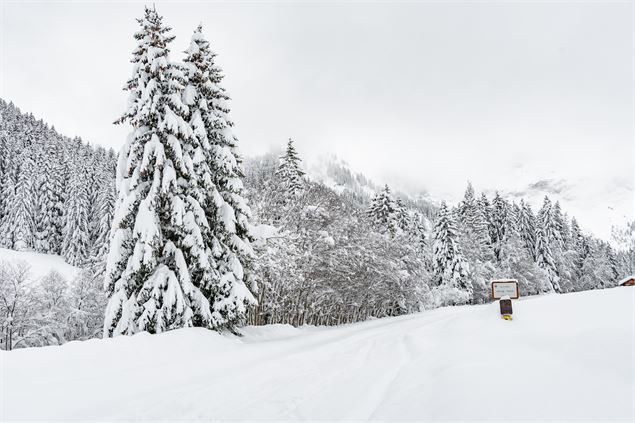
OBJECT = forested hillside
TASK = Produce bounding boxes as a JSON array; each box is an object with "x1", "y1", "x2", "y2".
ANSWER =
[
  {"x1": 0, "y1": 99, "x2": 114, "y2": 349},
  {"x1": 0, "y1": 99, "x2": 116, "y2": 268},
  {"x1": 1, "y1": 96, "x2": 632, "y2": 349},
  {"x1": 0, "y1": 6, "x2": 632, "y2": 350}
]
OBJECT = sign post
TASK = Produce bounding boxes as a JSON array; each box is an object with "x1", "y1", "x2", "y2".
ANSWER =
[{"x1": 491, "y1": 279, "x2": 519, "y2": 321}]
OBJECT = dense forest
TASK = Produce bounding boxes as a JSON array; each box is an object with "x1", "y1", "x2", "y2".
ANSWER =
[{"x1": 0, "y1": 7, "x2": 632, "y2": 350}]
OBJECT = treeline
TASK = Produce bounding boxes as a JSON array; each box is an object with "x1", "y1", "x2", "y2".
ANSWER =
[
  {"x1": 0, "y1": 99, "x2": 116, "y2": 269},
  {"x1": 430, "y1": 184, "x2": 632, "y2": 305},
  {"x1": 0, "y1": 99, "x2": 113, "y2": 350},
  {"x1": 1, "y1": 99, "x2": 632, "y2": 348},
  {"x1": 1, "y1": 5, "x2": 633, "y2": 350},
  {"x1": 243, "y1": 141, "x2": 634, "y2": 326},
  {"x1": 0, "y1": 263, "x2": 104, "y2": 350},
  {"x1": 245, "y1": 141, "x2": 431, "y2": 326}
]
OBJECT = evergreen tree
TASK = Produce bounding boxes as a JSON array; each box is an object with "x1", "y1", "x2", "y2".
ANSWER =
[
  {"x1": 33, "y1": 143, "x2": 65, "y2": 254},
  {"x1": 458, "y1": 183, "x2": 491, "y2": 261},
  {"x1": 432, "y1": 202, "x2": 471, "y2": 304},
  {"x1": 368, "y1": 185, "x2": 399, "y2": 234},
  {"x1": 458, "y1": 182, "x2": 477, "y2": 226},
  {"x1": 89, "y1": 171, "x2": 117, "y2": 277},
  {"x1": 0, "y1": 136, "x2": 10, "y2": 224},
  {"x1": 104, "y1": 7, "x2": 213, "y2": 336},
  {"x1": 489, "y1": 192, "x2": 510, "y2": 262},
  {"x1": 552, "y1": 201, "x2": 566, "y2": 249},
  {"x1": 1, "y1": 152, "x2": 35, "y2": 251},
  {"x1": 477, "y1": 193, "x2": 493, "y2": 244},
  {"x1": 605, "y1": 243, "x2": 620, "y2": 282},
  {"x1": 276, "y1": 138, "x2": 305, "y2": 196},
  {"x1": 394, "y1": 198, "x2": 410, "y2": 233},
  {"x1": 536, "y1": 196, "x2": 561, "y2": 292},
  {"x1": 410, "y1": 211, "x2": 427, "y2": 251},
  {"x1": 183, "y1": 25, "x2": 256, "y2": 330},
  {"x1": 569, "y1": 218, "x2": 588, "y2": 278},
  {"x1": 0, "y1": 140, "x2": 17, "y2": 247},
  {"x1": 518, "y1": 200, "x2": 537, "y2": 261},
  {"x1": 61, "y1": 162, "x2": 90, "y2": 266}
]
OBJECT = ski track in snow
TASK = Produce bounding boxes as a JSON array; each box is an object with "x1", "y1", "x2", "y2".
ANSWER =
[{"x1": 2, "y1": 288, "x2": 633, "y2": 422}]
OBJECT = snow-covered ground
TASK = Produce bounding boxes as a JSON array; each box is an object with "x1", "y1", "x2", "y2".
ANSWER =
[
  {"x1": 0, "y1": 248, "x2": 80, "y2": 282},
  {"x1": 2, "y1": 287, "x2": 633, "y2": 421}
]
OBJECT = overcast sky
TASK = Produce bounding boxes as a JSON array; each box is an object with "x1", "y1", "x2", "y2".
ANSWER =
[{"x1": 1, "y1": 0, "x2": 632, "y2": 240}]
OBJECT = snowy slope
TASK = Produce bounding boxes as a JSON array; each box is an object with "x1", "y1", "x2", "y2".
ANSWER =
[
  {"x1": 2, "y1": 288, "x2": 633, "y2": 421},
  {"x1": 0, "y1": 248, "x2": 80, "y2": 282}
]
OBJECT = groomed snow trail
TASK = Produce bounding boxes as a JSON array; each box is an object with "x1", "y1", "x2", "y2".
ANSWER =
[{"x1": 2, "y1": 288, "x2": 633, "y2": 421}]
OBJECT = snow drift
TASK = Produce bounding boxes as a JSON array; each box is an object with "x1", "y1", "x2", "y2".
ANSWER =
[
  {"x1": 0, "y1": 247, "x2": 80, "y2": 282},
  {"x1": 2, "y1": 287, "x2": 633, "y2": 421}
]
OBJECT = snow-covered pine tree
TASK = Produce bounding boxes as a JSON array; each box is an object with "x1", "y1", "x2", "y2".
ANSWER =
[
  {"x1": 535, "y1": 224, "x2": 559, "y2": 292},
  {"x1": 276, "y1": 138, "x2": 305, "y2": 196},
  {"x1": 410, "y1": 211, "x2": 427, "y2": 251},
  {"x1": 432, "y1": 202, "x2": 471, "y2": 305},
  {"x1": 0, "y1": 133, "x2": 9, "y2": 225},
  {"x1": 568, "y1": 217, "x2": 589, "y2": 279},
  {"x1": 85, "y1": 148, "x2": 106, "y2": 248},
  {"x1": 1, "y1": 150, "x2": 36, "y2": 251},
  {"x1": 477, "y1": 193, "x2": 492, "y2": 240},
  {"x1": 0, "y1": 136, "x2": 15, "y2": 240},
  {"x1": 537, "y1": 196, "x2": 555, "y2": 240},
  {"x1": 552, "y1": 201, "x2": 567, "y2": 249},
  {"x1": 394, "y1": 198, "x2": 411, "y2": 233},
  {"x1": 604, "y1": 243, "x2": 620, "y2": 282},
  {"x1": 183, "y1": 24, "x2": 256, "y2": 330},
  {"x1": 570, "y1": 218, "x2": 588, "y2": 256},
  {"x1": 510, "y1": 202, "x2": 521, "y2": 228},
  {"x1": 458, "y1": 182, "x2": 477, "y2": 225},
  {"x1": 368, "y1": 185, "x2": 399, "y2": 234},
  {"x1": 536, "y1": 196, "x2": 561, "y2": 292},
  {"x1": 88, "y1": 168, "x2": 117, "y2": 277},
  {"x1": 33, "y1": 142, "x2": 65, "y2": 254},
  {"x1": 104, "y1": 7, "x2": 213, "y2": 336},
  {"x1": 61, "y1": 160, "x2": 90, "y2": 266},
  {"x1": 458, "y1": 183, "x2": 491, "y2": 260},
  {"x1": 490, "y1": 192, "x2": 510, "y2": 262},
  {"x1": 518, "y1": 200, "x2": 537, "y2": 261}
]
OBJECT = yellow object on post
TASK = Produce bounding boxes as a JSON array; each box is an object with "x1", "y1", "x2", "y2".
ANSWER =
[
  {"x1": 491, "y1": 279, "x2": 518, "y2": 321},
  {"x1": 499, "y1": 295, "x2": 513, "y2": 321}
]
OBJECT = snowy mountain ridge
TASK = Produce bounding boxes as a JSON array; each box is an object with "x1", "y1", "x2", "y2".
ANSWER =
[{"x1": 305, "y1": 153, "x2": 438, "y2": 221}]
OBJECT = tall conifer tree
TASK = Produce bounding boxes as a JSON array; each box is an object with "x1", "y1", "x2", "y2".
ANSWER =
[
  {"x1": 276, "y1": 138, "x2": 305, "y2": 196},
  {"x1": 183, "y1": 25, "x2": 256, "y2": 330},
  {"x1": 61, "y1": 161, "x2": 91, "y2": 266},
  {"x1": 2, "y1": 152, "x2": 35, "y2": 251},
  {"x1": 432, "y1": 202, "x2": 471, "y2": 302},
  {"x1": 104, "y1": 7, "x2": 213, "y2": 336}
]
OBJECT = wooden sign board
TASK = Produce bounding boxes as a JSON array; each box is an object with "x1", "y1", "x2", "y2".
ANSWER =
[{"x1": 491, "y1": 279, "x2": 519, "y2": 300}]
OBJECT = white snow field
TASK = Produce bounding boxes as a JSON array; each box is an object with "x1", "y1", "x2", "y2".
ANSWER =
[
  {"x1": 0, "y1": 247, "x2": 80, "y2": 282},
  {"x1": 2, "y1": 287, "x2": 633, "y2": 422}
]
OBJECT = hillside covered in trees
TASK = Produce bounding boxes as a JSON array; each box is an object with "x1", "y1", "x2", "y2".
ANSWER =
[
  {"x1": 0, "y1": 7, "x2": 632, "y2": 350},
  {"x1": 2, "y1": 93, "x2": 631, "y2": 350}
]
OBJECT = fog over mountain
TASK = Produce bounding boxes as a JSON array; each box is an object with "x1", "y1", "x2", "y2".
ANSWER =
[{"x1": 1, "y1": 1, "x2": 631, "y2": 240}]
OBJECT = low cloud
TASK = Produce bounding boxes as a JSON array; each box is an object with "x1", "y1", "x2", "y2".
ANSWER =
[{"x1": 510, "y1": 178, "x2": 570, "y2": 198}]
